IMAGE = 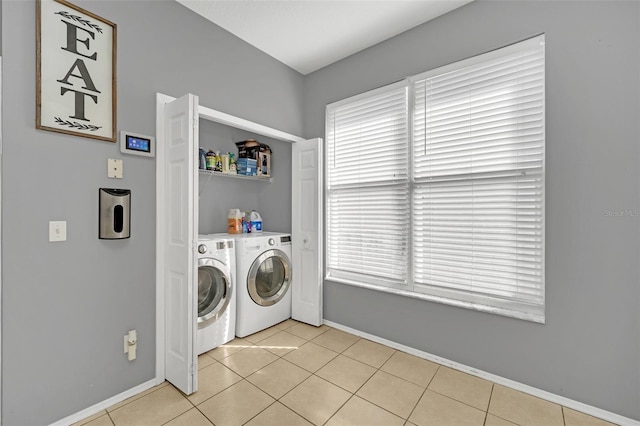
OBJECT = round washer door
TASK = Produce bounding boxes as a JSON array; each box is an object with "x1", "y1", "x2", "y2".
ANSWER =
[
  {"x1": 247, "y1": 249, "x2": 291, "y2": 306},
  {"x1": 198, "y1": 258, "x2": 232, "y2": 324}
]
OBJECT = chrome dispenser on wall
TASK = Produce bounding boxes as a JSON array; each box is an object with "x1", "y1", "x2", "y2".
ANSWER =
[{"x1": 99, "y1": 188, "x2": 131, "y2": 239}]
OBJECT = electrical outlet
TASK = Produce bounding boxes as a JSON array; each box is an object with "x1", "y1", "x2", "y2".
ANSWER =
[
  {"x1": 125, "y1": 330, "x2": 137, "y2": 361},
  {"x1": 49, "y1": 221, "x2": 67, "y2": 242}
]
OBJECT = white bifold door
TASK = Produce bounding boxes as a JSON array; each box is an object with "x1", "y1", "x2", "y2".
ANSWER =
[
  {"x1": 291, "y1": 138, "x2": 323, "y2": 326},
  {"x1": 161, "y1": 94, "x2": 199, "y2": 395}
]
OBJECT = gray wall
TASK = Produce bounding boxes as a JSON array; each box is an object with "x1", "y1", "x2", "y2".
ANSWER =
[
  {"x1": 198, "y1": 121, "x2": 293, "y2": 235},
  {"x1": 303, "y1": 0, "x2": 640, "y2": 421},
  {"x1": 1, "y1": 1, "x2": 303, "y2": 424},
  {"x1": 2, "y1": 0, "x2": 639, "y2": 424}
]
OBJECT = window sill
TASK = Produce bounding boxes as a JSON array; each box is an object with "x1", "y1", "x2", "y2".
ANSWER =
[{"x1": 325, "y1": 275, "x2": 545, "y2": 324}]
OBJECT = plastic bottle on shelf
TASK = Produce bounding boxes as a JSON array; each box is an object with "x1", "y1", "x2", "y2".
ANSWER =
[
  {"x1": 229, "y1": 153, "x2": 237, "y2": 175},
  {"x1": 199, "y1": 148, "x2": 206, "y2": 170},
  {"x1": 221, "y1": 153, "x2": 230, "y2": 173},
  {"x1": 206, "y1": 149, "x2": 216, "y2": 170},
  {"x1": 227, "y1": 209, "x2": 243, "y2": 234},
  {"x1": 214, "y1": 151, "x2": 222, "y2": 172}
]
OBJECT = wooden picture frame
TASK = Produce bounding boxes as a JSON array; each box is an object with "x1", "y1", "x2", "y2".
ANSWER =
[{"x1": 36, "y1": 0, "x2": 117, "y2": 142}]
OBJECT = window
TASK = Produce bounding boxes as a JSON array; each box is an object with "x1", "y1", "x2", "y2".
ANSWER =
[
  {"x1": 326, "y1": 83, "x2": 410, "y2": 288},
  {"x1": 326, "y1": 35, "x2": 545, "y2": 322}
]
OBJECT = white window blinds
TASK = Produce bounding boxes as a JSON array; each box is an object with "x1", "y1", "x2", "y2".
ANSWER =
[
  {"x1": 325, "y1": 35, "x2": 545, "y2": 322},
  {"x1": 411, "y1": 35, "x2": 545, "y2": 321},
  {"x1": 326, "y1": 83, "x2": 410, "y2": 288}
]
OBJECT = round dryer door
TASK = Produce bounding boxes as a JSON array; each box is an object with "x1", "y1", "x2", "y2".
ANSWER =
[
  {"x1": 247, "y1": 249, "x2": 291, "y2": 306},
  {"x1": 198, "y1": 258, "x2": 232, "y2": 324}
]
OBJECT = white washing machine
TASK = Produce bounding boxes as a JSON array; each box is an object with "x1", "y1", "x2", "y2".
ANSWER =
[
  {"x1": 221, "y1": 232, "x2": 293, "y2": 337},
  {"x1": 196, "y1": 235, "x2": 236, "y2": 355}
]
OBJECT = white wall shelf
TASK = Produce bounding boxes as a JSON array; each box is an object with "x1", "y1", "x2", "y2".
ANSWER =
[{"x1": 198, "y1": 169, "x2": 272, "y2": 183}]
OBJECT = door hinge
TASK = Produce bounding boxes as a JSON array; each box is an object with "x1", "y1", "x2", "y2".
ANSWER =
[{"x1": 191, "y1": 363, "x2": 197, "y2": 376}]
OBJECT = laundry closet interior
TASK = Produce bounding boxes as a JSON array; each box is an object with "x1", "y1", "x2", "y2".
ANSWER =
[
  {"x1": 197, "y1": 119, "x2": 292, "y2": 235},
  {"x1": 155, "y1": 93, "x2": 322, "y2": 396}
]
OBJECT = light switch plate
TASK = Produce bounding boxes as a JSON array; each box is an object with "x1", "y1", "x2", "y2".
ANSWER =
[
  {"x1": 108, "y1": 158, "x2": 123, "y2": 179},
  {"x1": 49, "y1": 221, "x2": 67, "y2": 242}
]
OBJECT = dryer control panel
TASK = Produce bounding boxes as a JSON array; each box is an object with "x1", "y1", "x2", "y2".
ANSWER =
[
  {"x1": 269, "y1": 235, "x2": 292, "y2": 247},
  {"x1": 280, "y1": 235, "x2": 292, "y2": 244}
]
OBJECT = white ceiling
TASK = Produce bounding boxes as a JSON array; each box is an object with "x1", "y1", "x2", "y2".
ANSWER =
[{"x1": 176, "y1": 0, "x2": 473, "y2": 75}]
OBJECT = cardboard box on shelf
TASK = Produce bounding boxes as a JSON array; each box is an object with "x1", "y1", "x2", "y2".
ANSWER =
[
  {"x1": 235, "y1": 139, "x2": 261, "y2": 160},
  {"x1": 258, "y1": 147, "x2": 271, "y2": 177},
  {"x1": 235, "y1": 139, "x2": 272, "y2": 177},
  {"x1": 237, "y1": 158, "x2": 257, "y2": 176}
]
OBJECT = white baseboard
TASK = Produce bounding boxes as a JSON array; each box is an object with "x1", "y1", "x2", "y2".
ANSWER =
[
  {"x1": 323, "y1": 320, "x2": 639, "y2": 426},
  {"x1": 49, "y1": 379, "x2": 157, "y2": 426}
]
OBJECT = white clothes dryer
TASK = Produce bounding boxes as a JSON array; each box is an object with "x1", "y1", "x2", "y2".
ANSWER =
[
  {"x1": 213, "y1": 232, "x2": 292, "y2": 338},
  {"x1": 196, "y1": 235, "x2": 236, "y2": 355}
]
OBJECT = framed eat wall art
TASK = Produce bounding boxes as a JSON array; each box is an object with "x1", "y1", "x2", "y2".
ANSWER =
[{"x1": 36, "y1": 0, "x2": 117, "y2": 142}]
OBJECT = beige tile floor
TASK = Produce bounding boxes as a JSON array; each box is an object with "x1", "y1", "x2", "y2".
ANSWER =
[{"x1": 75, "y1": 320, "x2": 616, "y2": 426}]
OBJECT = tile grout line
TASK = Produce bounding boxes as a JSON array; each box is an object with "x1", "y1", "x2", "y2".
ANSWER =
[
  {"x1": 404, "y1": 361, "x2": 442, "y2": 423},
  {"x1": 188, "y1": 360, "x2": 242, "y2": 408},
  {"x1": 275, "y1": 329, "x2": 336, "y2": 425},
  {"x1": 233, "y1": 378, "x2": 278, "y2": 426},
  {"x1": 306, "y1": 328, "x2": 434, "y2": 424},
  {"x1": 302, "y1": 335, "x2": 361, "y2": 425},
  {"x1": 158, "y1": 403, "x2": 193, "y2": 426},
  {"x1": 276, "y1": 324, "x2": 358, "y2": 425},
  {"x1": 350, "y1": 347, "x2": 417, "y2": 423},
  {"x1": 321, "y1": 392, "x2": 357, "y2": 426},
  {"x1": 106, "y1": 410, "x2": 115, "y2": 426},
  {"x1": 105, "y1": 382, "x2": 170, "y2": 416},
  {"x1": 193, "y1": 399, "x2": 218, "y2": 426},
  {"x1": 188, "y1": 322, "x2": 498, "y2": 426},
  {"x1": 481, "y1": 383, "x2": 495, "y2": 426},
  {"x1": 238, "y1": 322, "x2": 337, "y2": 426},
  {"x1": 195, "y1": 322, "x2": 519, "y2": 426},
  {"x1": 483, "y1": 383, "x2": 527, "y2": 426}
]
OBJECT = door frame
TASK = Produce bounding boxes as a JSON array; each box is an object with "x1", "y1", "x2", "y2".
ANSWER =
[
  {"x1": 154, "y1": 93, "x2": 168, "y2": 384},
  {"x1": 0, "y1": 56, "x2": 4, "y2": 424},
  {"x1": 155, "y1": 93, "x2": 307, "y2": 385}
]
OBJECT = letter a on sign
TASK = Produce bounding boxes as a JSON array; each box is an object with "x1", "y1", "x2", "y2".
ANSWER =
[{"x1": 36, "y1": 0, "x2": 117, "y2": 142}]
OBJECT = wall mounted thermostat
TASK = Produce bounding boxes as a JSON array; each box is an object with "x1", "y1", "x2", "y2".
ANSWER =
[{"x1": 120, "y1": 131, "x2": 155, "y2": 157}]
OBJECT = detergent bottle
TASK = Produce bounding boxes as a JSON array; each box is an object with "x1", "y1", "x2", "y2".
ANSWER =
[
  {"x1": 227, "y1": 209, "x2": 243, "y2": 234},
  {"x1": 205, "y1": 149, "x2": 216, "y2": 170},
  {"x1": 229, "y1": 153, "x2": 237, "y2": 175},
  {"x1": 250, "y1": 211, "x2": 263, "y2": 232}
]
